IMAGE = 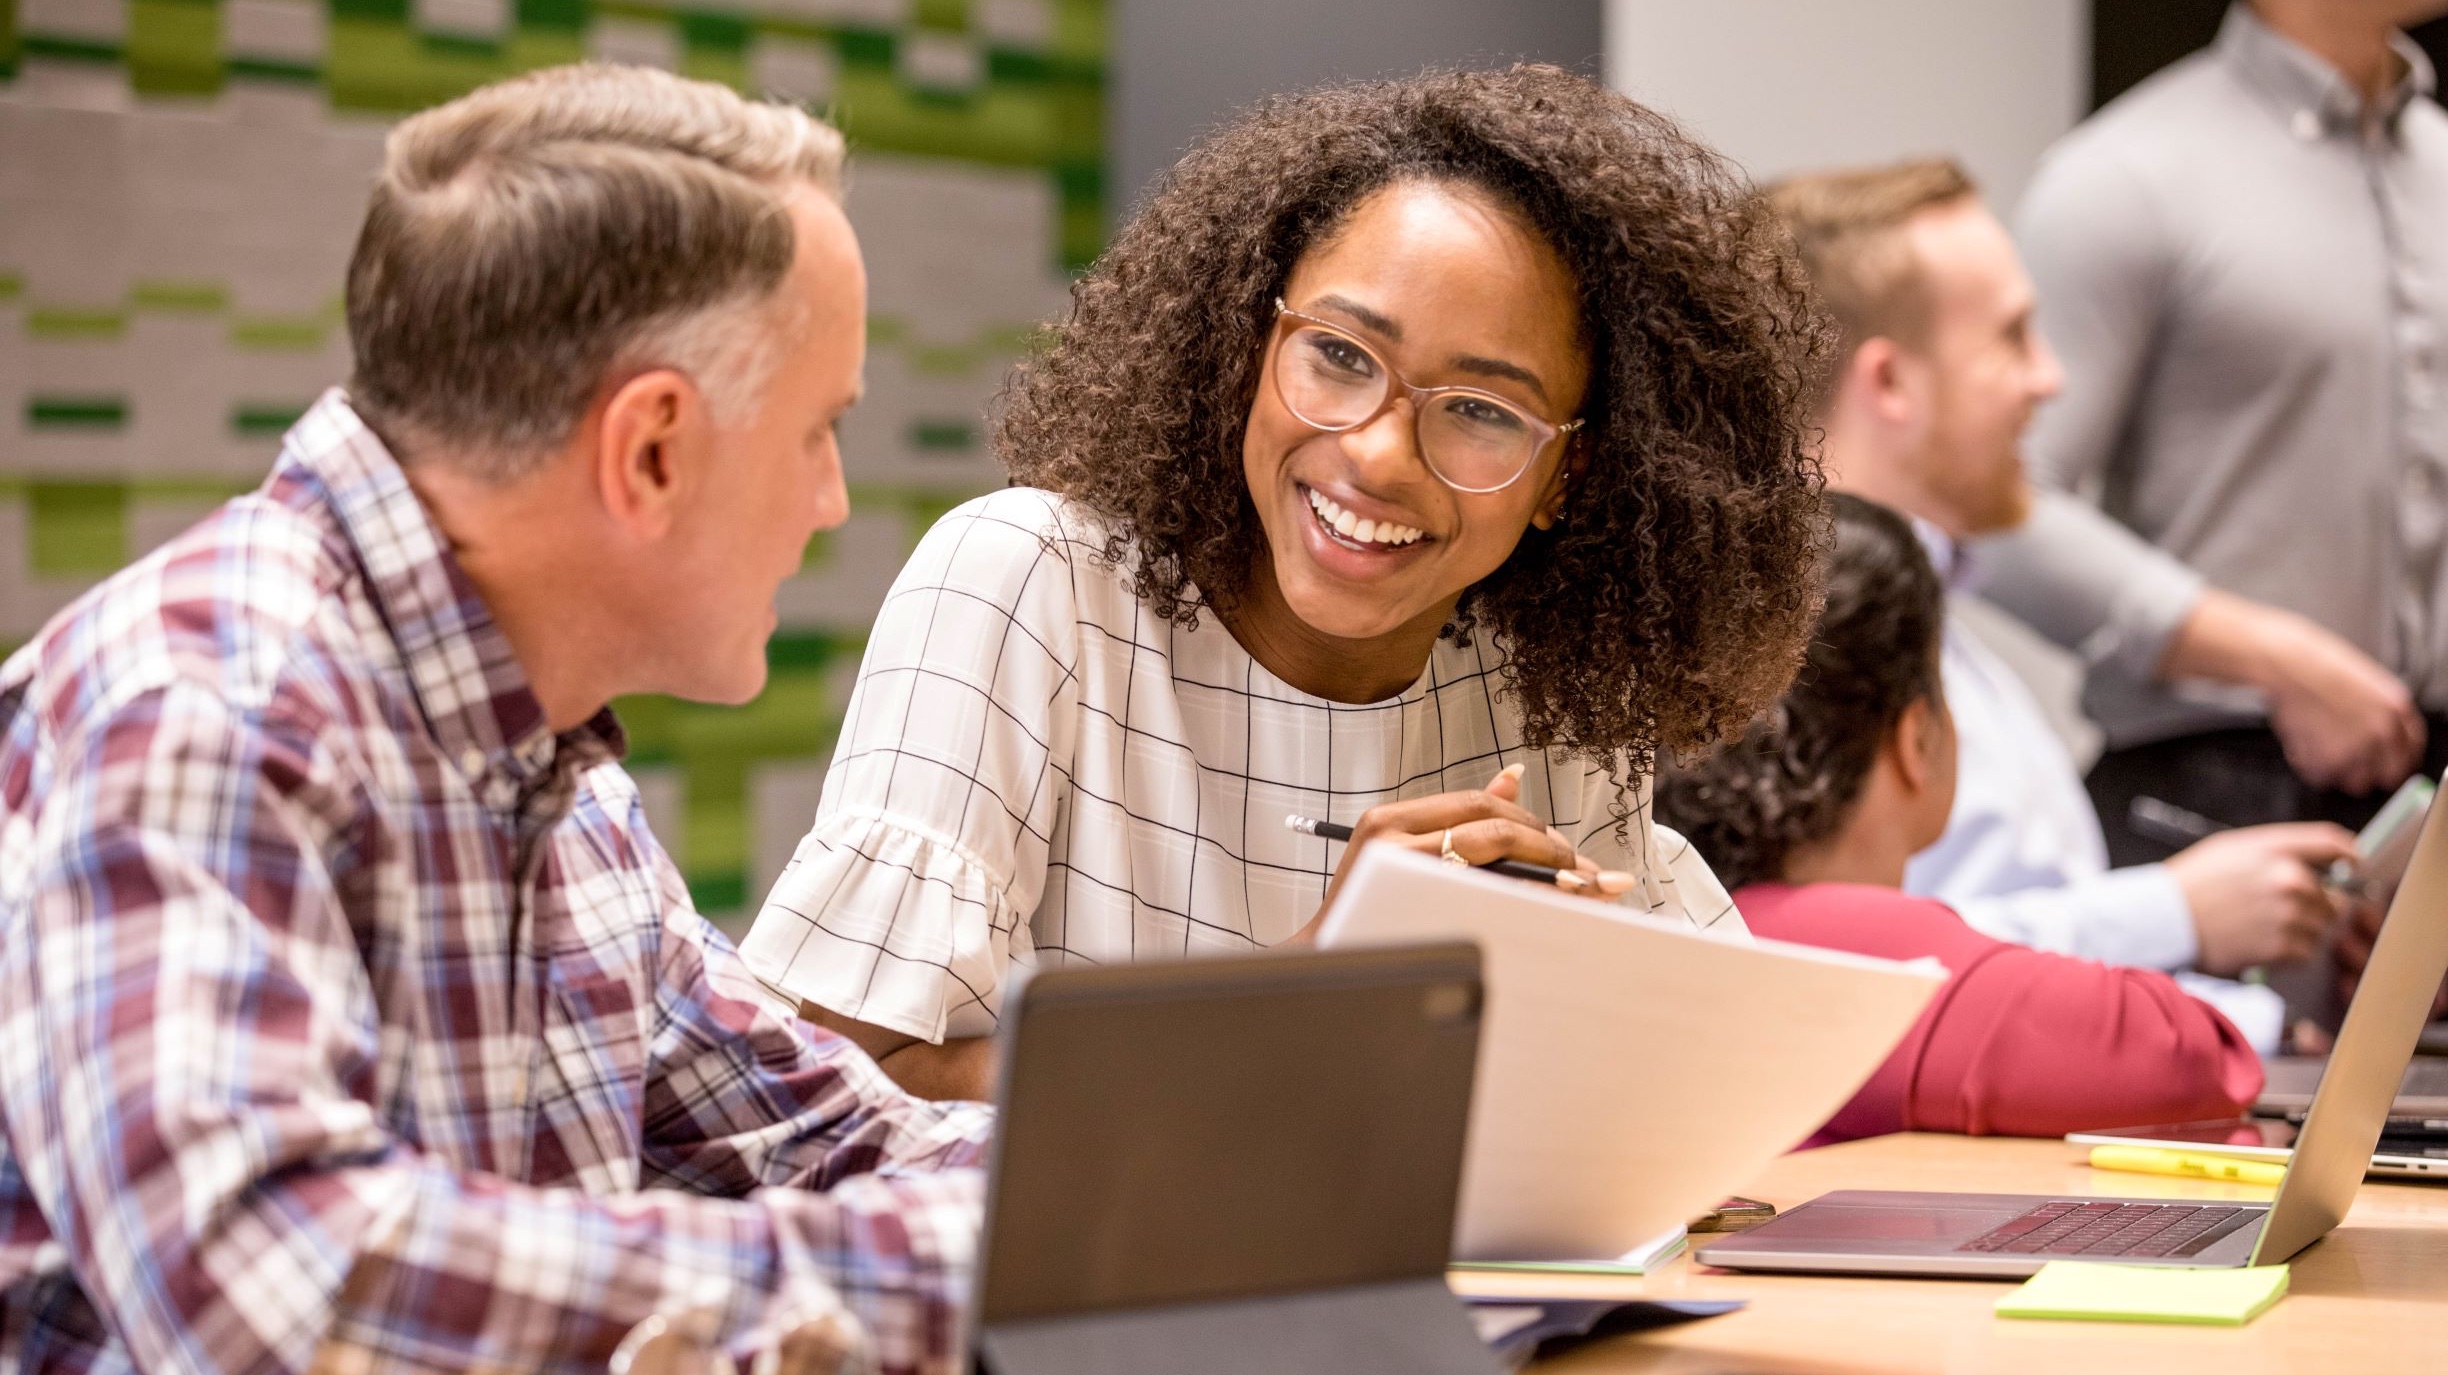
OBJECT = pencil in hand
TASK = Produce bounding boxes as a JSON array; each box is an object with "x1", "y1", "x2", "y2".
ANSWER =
[{"x1": 1283, "y1": 813, "x2": 1591, "y2": 890}]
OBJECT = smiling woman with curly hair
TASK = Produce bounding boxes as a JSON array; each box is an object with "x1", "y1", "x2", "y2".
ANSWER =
[{"x1": 741, "y1": 63, "x2": 1835, "y2": 1100}]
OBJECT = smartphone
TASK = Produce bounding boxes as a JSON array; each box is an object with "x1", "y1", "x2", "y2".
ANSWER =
[{"x1": 2300, "y1": 776, "x2": 2431, "y2": 900}]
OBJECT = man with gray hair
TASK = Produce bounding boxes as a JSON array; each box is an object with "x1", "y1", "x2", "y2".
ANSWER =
[{"x1": 0, "y1": 64, "x2": 988, "y2": 1375}]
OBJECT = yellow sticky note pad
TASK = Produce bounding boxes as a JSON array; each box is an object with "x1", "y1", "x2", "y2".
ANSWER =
[{"x1": 1996, "y1": 1262, "x2": 2289, "y2": 1326}]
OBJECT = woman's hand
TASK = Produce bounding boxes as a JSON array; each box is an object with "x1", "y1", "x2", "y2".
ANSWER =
[{"x1": 1287, "y1": 764, "x2": 1636, "y2": 944}]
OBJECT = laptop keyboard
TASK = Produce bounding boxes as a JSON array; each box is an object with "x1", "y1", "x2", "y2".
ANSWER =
[{"x1": 1956, "y1": 1201, "x2": 2257, "y2": 1258}]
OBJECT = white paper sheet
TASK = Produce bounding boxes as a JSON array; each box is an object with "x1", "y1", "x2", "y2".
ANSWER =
[{"x1": 1318, "y1": 846, "x2": 1944, "y2": 1261}]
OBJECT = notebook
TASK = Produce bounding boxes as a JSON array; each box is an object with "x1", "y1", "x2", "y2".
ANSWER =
[
  {"x1": 1318, "y1": 846, "x2": 1943, "y2": 1261},
  {"x1": 1448, "y1": 1227, "x2": 1688, "y2": 1277}
]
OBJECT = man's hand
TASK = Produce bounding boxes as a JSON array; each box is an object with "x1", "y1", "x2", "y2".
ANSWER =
[
  {"x1": 2262, "y1": 616, "x2": 2424, "y2": 795},
  {"x1": 2166, "y1": 822, "x2": 2356, "y2": 975},
  {"x1": 2166, "y1": 591, "x2": 2422, "y2": 795}
]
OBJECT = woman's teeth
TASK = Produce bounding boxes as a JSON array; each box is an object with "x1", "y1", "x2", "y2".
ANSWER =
[{"x1": 1307, "y1": 488, "x2": 1424, "y2": 548}]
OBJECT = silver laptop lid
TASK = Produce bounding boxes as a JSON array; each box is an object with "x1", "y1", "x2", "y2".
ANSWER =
[{"x1": 2253, "y1": 796, "x2": 2448, "y2": 1263}]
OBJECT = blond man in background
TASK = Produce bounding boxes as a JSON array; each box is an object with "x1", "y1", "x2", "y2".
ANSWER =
[
  {"x1": 0, "y1": 65, "x2": 985, "y2": 1375},
  {"x1": 1768, "y1": 160, "x2": 2385, "y2": 1049}
]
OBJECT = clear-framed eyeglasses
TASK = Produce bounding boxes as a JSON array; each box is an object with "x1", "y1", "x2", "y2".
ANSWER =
[{"x1": 1268, "y1": 298, "x2": 1586, "y2": 494}]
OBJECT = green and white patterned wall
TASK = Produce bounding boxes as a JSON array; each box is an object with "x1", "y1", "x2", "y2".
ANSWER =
[{"x1": 0, "y1": 0, "x2": 1104, "y2": 929}]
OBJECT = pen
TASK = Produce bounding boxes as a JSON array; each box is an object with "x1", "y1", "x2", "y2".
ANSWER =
[
  {"x1": 2128, "y1": 795, "x2": 2373, "y2": 897},
  {"x1": 1283, "y1": 814, "x2": 1589, "y2": 891},
  {"x1": 2086, "y1": 1144, "x2": 2287, "y2": 1187},
  {"x1": 2127, "y1": 795, "x2": 2219, "y2": 848}
]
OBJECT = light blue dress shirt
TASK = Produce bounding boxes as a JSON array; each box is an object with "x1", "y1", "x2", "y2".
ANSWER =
[{"x1": 1905, "y1": 524, "x2": 2285, "y2": 1051}]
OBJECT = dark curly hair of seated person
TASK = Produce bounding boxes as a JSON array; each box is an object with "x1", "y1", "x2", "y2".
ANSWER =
[
  {"x1": 1655, "y1": 493, "x2": 1946, "y2": 890},
  {"x1": 993, "y1": 62, "x2": 1835, "y2": 769}
]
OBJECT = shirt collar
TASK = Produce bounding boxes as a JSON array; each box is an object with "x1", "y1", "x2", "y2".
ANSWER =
[
  {"x1": 2217, "y1": 2, "x2": 2436, "y2": 142},
  {"x1": 268, "y1": 390, "x2": 624, "y2": 806},
  {"x1": 1909, "y1": 515, "x2": 1981, "y2": 595}
]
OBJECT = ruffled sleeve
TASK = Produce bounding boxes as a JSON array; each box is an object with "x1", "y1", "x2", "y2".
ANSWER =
[{"x1": 739, "y1": 491, "x2": 1085, "y2": 1044}]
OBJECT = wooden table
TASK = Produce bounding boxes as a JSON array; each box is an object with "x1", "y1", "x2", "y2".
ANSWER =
[{"x1": 1454, "y1": 1134, "x2": 2448, "y2": 1373}]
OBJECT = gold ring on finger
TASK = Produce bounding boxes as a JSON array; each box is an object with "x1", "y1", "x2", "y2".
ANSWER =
[{"x1": 1440, "y1": 827, "x2": 1469, "y2": 865}]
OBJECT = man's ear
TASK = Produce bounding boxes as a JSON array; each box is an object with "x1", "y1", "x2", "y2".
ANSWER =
[
  {"x1": 1846, "y1": 337, "x2": 1911, "y2": 428},
  {"x1": 1865, "y1": 337, "x2": 1946, "y2": 448},
  {"x1": 593, "y1": 369, "x2": 703, "y2": 540}
]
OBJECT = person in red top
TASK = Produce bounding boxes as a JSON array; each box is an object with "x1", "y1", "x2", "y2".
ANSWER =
[{"x1": 1658, "y1": 493, "x2": 2264, "y2": 1147}]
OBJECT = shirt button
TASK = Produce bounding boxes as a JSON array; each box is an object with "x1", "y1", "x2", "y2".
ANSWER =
[
  {"x1": 458, "y1": 746, "x2": 487, "y2": 778},
  {"x1": 2293, "y1": 108, "x2": 2322, "y2": 141}
]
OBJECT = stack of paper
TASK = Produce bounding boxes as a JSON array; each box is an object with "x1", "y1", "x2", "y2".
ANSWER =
[
  {"x1": 1450, "y1": 1227, "x2": 1689, "y2": 1277},
  {"x1": 1319, "y1": 847, "x2": 1943, "y2": 1262}
]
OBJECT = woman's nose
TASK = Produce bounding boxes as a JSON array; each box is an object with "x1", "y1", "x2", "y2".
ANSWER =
[{"x1": 1336, "y1": 394, "x2": 1428, "y2": 482}]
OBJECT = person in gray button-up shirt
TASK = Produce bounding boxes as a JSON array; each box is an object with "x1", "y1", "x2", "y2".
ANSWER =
[{"x1": 1985, "y1": 1, "x2": 2448, "y2": 863}]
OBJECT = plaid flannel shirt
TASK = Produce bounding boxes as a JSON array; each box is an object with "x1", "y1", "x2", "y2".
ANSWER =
[{"x1": 0, "y1": 392, "x2": 992, "y2": 1375}]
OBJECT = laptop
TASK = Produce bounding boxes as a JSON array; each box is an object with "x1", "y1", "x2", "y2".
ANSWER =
[
  {"x1": 2256, "y1": 1053, "x2": 2448, "y2": 1119},
  {"x1": 1695, "y1": 791, "x2": 2448, "y2": 1278},
  {"x1": 971, "y1": 943, "x2": 1504, "y2": 1375}
]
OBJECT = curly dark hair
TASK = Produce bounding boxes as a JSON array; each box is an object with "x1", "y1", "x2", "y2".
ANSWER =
[
  {"x1": 1654, "y1": 494, "x2": 1945, "y2": 890},
  {"x1": 994, "y1": 63, "x2": 1833, "y2": 769}
]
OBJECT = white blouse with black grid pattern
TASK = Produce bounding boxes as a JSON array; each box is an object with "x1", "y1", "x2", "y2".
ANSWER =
[{"x1": 738, "y1": 487, "x2": 1747, "y2": 1044}]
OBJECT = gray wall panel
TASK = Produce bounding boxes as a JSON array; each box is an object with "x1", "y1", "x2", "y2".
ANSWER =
[{"x1": 1111, "y1": 0, "x2": 1604, "y2": 224}]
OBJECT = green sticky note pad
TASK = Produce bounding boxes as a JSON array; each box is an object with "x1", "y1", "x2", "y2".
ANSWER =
[{"x1": 1996, "y1": 1262, "x2": 2288, "y2": 1326}]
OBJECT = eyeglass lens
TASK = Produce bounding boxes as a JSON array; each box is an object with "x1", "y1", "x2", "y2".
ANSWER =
[{"x1": 1278, "y1": 324, "x2": 1541, "y2": 491}]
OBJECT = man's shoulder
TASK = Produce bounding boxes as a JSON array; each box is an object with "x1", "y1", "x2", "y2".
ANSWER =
[
  {"x1": 2080, "y1": 47, "x2": 2241, "y2": 140},
  {"x1": 2404, "y1": 93, "x2": 2448, "y2": 161},
  {"x1": 568, "y1": 757, "x2": 666, "y2": 866},
  {"x1": 2036, "y1": 51, "x2": 2253, "y2": 194},
  {"x1": 4, "y1": 489, "x2": 367, "y2": 742},
  {"x1": 563, "y1": 757, "x2": 693, "y2": 914},
  {"x1": 1937, "y1": 598, "x2": 2066, "y2": 727}
]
